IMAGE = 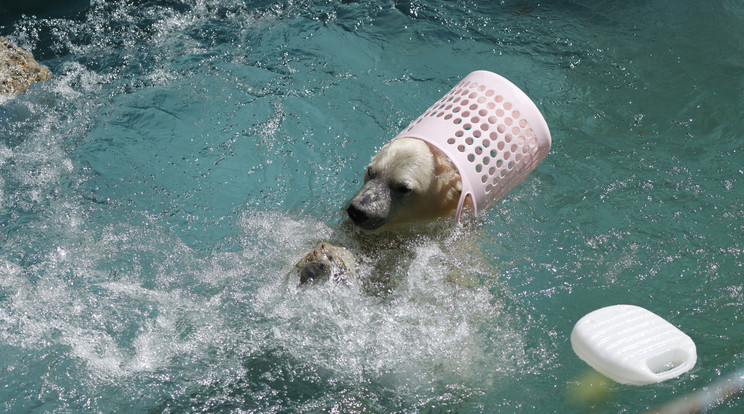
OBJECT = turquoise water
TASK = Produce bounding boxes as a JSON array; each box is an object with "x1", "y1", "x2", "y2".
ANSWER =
[{"x1": 1, "y1": 0, "x2": 743, "y2": 412}]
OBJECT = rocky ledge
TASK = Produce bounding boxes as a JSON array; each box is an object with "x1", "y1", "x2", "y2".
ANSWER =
[{"x1": 0, "y1": 36, "x2": 52, "y2": 97}]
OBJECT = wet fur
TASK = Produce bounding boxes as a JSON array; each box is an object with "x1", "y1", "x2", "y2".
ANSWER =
[
  {"x1": 289, "y1": 138, "x2": 483, "y2": 292},
  {"x1": 346, "y1": 138, "x2": 468, "y2": 231}
]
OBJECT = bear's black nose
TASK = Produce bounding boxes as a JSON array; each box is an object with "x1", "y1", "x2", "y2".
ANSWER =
[
  {"x1": 346, "y1": 204, "x2": 368, "y2": 226},
  {"x1": 347, "y1": 203, "x2": 387, "y2": 231}
]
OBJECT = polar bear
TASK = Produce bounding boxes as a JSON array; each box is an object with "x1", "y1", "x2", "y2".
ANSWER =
[
  {"x1": 346, "y1": 137, "x2": 468, "y2": 231},
  {"x1": 290, "y1": 137, "x2": 473, "y2": 286}
]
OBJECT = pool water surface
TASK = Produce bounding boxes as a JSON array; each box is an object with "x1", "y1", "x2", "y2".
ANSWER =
[{"x1": 0, "y1": 0, "x2": 743, "y2": 412}]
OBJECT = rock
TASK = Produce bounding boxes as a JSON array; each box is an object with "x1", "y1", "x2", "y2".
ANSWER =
[{"x1": 0, "y1": 36, "x2": 52, "y2": 97}]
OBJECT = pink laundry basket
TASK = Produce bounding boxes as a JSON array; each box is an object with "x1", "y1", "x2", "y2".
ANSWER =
[{"x1": 393, "y1": 70, "x2": 552, "y2": 223}]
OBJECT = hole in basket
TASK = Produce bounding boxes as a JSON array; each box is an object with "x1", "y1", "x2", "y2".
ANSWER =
[
  {"x1": 444, "y1": 114, "x2": 452, "y2": 120},
  {"x1": 461, "y1": 99, "x2": 469, "y2": 106},
  {"x1": 481, "y1": 174, "x2": 488, "y2": 184},
  {"x1": 519, "y1": 119, "x2": 527, "y2": 128},
  {"x1": 477, "y1": 96, "x2": 486, "y2": 104},
  {"x1": 489, "y1": 166, "x2": 496, "y2": 175},
  {"x1": 514, "y1": 153, "x2": 522, "y2": 162},
  {"x1": 482, "y1": 156, "x2": 490, "y2": 165},
  {"x1": 512, "y1": 110, "x2": 520, "y2": 119},
  {"x1": 463, "y1": 124, "x2": 472, "y2": 131},
  {"x1": 495, "y1": 95, "x2": 504, "y2": 103},
  {"x1": 496, "y1": 108, "x2": 504, "y2": 117},
  {"x1": 529, "y1": 136, "x2": 537, "y2": 145},
  {"x1": 518, "y1": 136, "x2": 525, "y2": 145},
  {"x1": 488, "y1": 116, "x2": 498, "y2": 124},
  {"x1": 504, "y1": 151, "x2": 511, "y2": 160},
  {"x1": 455, "y1": 130, "x2": 464, "y2": 137},
  {"x1": 497, "y1": 141, "x2": 505, "y2": 150},
  {"x1": 505, "y1": 134, "x2": 512, "y2": 143},
  {"x1": 471, "y1": 116, "x2": 480, "y2": 124},
  {"x1": 467, "y1": 153, "x2": 475, "y2": 162},
  {"x1": 469, "y1": 83, "x2": 477, "y2": 89},
  {"x1": 453, "y1": 96, "x2": 461, "y2": 103},
  {"x1": 512, "y1": 126, "x2": 521, "y2": 135},
  {"x1": 460, "y1": 89, "x2": 468, "y2": 96},
  {"x1": 504, "y1": 102, "x2": 512, "y2": 110},
  {"x1": 462, "y1": 110, "x2": 471, "y2": 118},
  {"x1": 475, "y1": 164, "x2": 482, "y2": 173},
  {"x1": 497, "y1": 125, "x2": 506, "y2": 133},
  {"x1": 486, "y1": 89, "x2": 494, "y2": 97},
  {"x1": 495, "y1": 160, "x2": 503, "y2": 168},
  {"x1": 454, "y1": 118, "x2": 462, "y2": 124},
  {"x1": 475, "y1": 146, "x2": 483, "y2": 155},
  {"x1": 487, "y1": 102, "x2": 495, "y2": 110},
  {"x1": 478, "y1": 85, "x2": 486, "y2": 92},
  {"x1": 447, "y1": 138, "x2": 455, "y2": 144},
  {"x1": 453, "y1": 107, "x2": 461, "y2": 113},
  {"x1": 457, "y1": 145, "x2": 466, "y2": 152},
  {"x1": 480, "y1": 123, "x2": 489, "y2": 131},
  {"x1": 479, "y1": 109, "x2": 488, "y2": 117},
  {"x1": 473, "y1": 130, "x2": 482, "y2": 139},
  {"x1": 490, "y1": 132, "x2": 499, "y2": 141},
  {"x1": 470, "y1": 104, "x2": 478, "y2": 110},
  {"x1": 465, "y1": 137, "x2": 474, "y2": 145},
  {"x1": 482, "y1": 139, "x2": 490, "y2": 148},
  {"x1": 505, "y1": 117, "x2": 513, "y2": 126}
]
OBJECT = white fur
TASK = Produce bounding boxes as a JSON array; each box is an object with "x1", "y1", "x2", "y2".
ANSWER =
[{"x1": 347, "y1": 138, "x2": 463, "y2": 230}]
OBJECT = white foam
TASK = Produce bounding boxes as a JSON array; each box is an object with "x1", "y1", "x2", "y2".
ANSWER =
[
  {"x1": 245, "y1": 213, "x2": 529, "y2": 397},
  {"x1": 51, "y1": 61, "x2": 111, "y2": 98}
]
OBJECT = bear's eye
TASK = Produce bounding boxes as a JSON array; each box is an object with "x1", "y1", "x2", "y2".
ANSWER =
[
  {"x1": 395, "y1": 183, "x2": 412, "y2": 194},
  {"x1": 364, "y1": 167, "x2": 377, "y2": 182}
]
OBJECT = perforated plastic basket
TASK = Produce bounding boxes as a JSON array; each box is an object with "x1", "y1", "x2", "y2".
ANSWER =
[{"x1": 394, "y1": 70, "x2": 551, "y2": 222}]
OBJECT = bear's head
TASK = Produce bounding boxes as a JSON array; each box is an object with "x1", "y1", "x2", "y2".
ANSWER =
[{"x1": 346, "y1": 138, "x2": 463, "y2": 231}]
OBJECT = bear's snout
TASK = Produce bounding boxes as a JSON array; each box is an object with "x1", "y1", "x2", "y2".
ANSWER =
[
  {"x1": 347, "y1": 179, "x2": 392, "y2": 231},
  {"x1": 347, "y1": 200, "x2": 388, "y2": 231},
  {"x1": 346, "y1": 203, "x2": 367, "y2": 226}
]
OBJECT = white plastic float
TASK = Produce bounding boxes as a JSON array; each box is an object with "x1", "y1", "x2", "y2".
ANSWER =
[{"x1": 571, "y1": 304, "x2": 697, "y2": 385}]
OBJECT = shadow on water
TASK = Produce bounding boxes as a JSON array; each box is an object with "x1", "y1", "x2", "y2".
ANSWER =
[{"x1": 0, "y1": 0, "x2": 90, "y2": 26}]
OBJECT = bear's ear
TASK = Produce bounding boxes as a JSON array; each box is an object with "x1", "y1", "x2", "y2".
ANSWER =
[{"x1": 425, "y1": 142, "x2": 461, "y2": 184}]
